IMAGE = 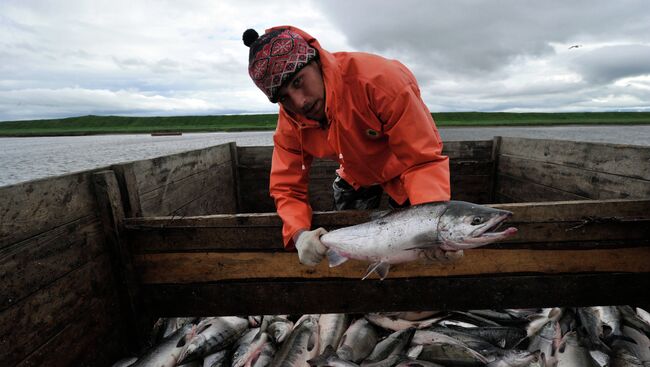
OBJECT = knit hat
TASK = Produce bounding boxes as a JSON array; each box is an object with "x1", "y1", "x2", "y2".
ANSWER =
[{"x1": 243, "y1": 28, "x2": 318, "y2": 103}]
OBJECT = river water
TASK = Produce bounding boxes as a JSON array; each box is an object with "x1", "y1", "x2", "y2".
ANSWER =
[{"x1": 1, "y1": 125, "x2": 649, "y2": 188}]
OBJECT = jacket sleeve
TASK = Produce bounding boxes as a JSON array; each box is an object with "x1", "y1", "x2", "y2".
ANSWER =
[
  {"x1": 269, "y1": 117, "x2": 314, "y2": 249},
  {"x1": 372, "y1": 78, "x2": 451, "y2": 204}
]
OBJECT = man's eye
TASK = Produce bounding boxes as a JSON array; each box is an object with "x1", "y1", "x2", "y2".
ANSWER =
[
  {"x1": 278, "y1": 96, "x2": 286, "y2": 103},
  {"x1": 293, "y1": 77, "x2": 302, "y2": 87}
]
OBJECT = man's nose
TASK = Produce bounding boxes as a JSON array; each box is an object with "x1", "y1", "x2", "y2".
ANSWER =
[{"x1": 290, "y1": 92, "x2": 307, "y2": 111}]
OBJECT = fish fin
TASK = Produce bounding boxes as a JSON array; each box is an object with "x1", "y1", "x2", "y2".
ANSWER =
[
  {"x1": 362, "y1": 262, "x2": 390, "y2": 280},
  {"x1": 407, "y1": 344, "x2": 423, "y2": 358},
  {"x1": 326, "y1": 249, "x2": 348, "y2": 267},
  {"x1": 308, "y1": 345, "x2": 337, "y2": 367},
  {"x1": 369, "y1": 209, "x2": 392, "y2": 221}
]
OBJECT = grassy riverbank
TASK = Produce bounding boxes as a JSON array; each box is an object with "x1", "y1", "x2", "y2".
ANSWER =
[{"x1": 1, "y1": 112, "x2": 650, "y2": 136}]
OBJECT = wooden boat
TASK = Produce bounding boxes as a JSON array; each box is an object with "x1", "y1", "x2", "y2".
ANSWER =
[
  {"x1": 150, "y1": 131, "x2": 182, "y2": 136},
  {"x1": 1, "y1": 137, "x2": 649, "y2": 366}
]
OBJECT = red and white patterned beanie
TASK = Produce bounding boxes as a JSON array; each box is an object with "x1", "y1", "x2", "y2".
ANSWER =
[{"x1": 243, "y1": 28, "x2": 318, "y2": 103}]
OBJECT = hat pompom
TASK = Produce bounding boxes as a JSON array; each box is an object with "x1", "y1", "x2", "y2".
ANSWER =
[{"x1": 243, "y1": 29, "x2": 259, "y2": 47}]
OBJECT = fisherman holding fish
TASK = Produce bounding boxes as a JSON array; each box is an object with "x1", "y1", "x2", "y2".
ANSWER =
[{"x1": 243, "y1": 26, "x2": 456, "y2": 267}]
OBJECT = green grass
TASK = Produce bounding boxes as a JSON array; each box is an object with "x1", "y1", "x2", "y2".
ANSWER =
[{"x1": 1, "y1": 112, "x2": 650, "y2": 136}]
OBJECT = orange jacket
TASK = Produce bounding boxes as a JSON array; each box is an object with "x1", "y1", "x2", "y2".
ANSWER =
[{"x1": 269, "y1": 26, "x2": 451, "y2": 248}]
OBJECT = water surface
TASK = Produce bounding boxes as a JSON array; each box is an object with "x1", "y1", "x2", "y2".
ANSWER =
[{"x1": 1, "y1": 125, "x2": 649, "y2": 187}]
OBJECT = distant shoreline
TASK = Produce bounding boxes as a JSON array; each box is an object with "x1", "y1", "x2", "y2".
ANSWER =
[{"x1": 1, "y1": 112, "x2": 650, "y2": 137}]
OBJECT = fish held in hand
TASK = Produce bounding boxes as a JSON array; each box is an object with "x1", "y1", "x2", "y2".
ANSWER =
[{"x1": 320, "y1": 200, "x2": 517, "y2": 279}]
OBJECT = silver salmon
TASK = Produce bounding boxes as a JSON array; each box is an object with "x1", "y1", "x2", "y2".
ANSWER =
[{"x1": 320, "y1": 201, "x2": 517, "y2": 279}]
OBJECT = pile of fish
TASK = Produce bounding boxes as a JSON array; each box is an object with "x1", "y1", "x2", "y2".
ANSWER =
[{"x1": 111, "y1": 306, "x2": 650, "y2": 367}]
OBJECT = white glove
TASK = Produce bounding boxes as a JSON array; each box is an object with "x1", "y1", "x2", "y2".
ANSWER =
[{"x1": 295, "y1": 227, "x2": 328, "y2": 266}]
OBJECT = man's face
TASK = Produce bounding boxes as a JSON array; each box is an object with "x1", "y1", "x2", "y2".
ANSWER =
[{"x1": 276, "y1": 61, "x2": 326, "y2": 122}]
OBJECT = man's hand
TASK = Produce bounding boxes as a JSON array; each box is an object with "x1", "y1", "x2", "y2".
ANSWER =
[{"x1": 295, "y1": 227, "x2": 328, "y2": 266}]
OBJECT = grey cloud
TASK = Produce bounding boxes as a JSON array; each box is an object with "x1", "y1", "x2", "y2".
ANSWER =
[
  {"x1": 315, "y1": 0, "x2": 650, "y2": 76},
  {"x1": 570, "y1": 45, "x2": 650, "y2": 83}
]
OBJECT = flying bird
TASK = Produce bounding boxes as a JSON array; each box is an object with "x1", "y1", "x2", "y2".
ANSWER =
[{"x1": 568, "y1": 45, "x2": 582, "y2": 49}]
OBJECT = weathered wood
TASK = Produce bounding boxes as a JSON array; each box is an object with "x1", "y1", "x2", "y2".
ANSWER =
[
  {"x1": 113, "y1": 143, "x2": 236, "y2": 217},
  {"x1": 499, "y1": 137, "x2": 650, "y2": 180},
  {"x1": 0, "y1": 215, "x2": 104, "y2": 312},
  {"x1": 112, "y1": 162, "x2": 143, "y2": 217},
  {"x1": 125, "y1": 199, "x2": 650, "y2": 252},
  {"x1": 229, "y1": 142, "x2": 242, "y2": 213},
  {"x1": 236, "y1": 140, "x2": 494, "y2": 166},
  {"x1": 93, "y1": 170, "x2": 145, "y2": 350},
  {"x1": 134, "y1": 246, "x2": 650, "y2": 283},
  {"x1": 139, "y1": 161, "x2": 236, "y2": 216},
  {"x1": 0, "y1": 172, "x2": 99, "y2": 249},
  {"x1": 143, "y1": 273, "x2": 650, "y2": 316},
  {"x1": 237, "y1": 141, "x2": 496, "y2": 212},
  {"x1": 15, "y1": 290, "x2": 126, "y2": 367},
  {"x1": 496, "y1": 174, "x2": 589, "y2": 203},
  {"x1": 0, "y1": 255, "x2": 116, "y2": 366},
  {"x1": 498, "y1": 155, "x2": 650, "y2": 199},
  {"x1": 126, "y1": 143, "x2": 233, "y2": 195},
  {"x1": 489, "y1": 136, "x2": 502, "y2": 202}
]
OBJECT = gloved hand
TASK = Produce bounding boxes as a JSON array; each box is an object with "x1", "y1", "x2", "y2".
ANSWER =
[{"x1": 294, "y1": 227, "x2": 328, "y2": 266}]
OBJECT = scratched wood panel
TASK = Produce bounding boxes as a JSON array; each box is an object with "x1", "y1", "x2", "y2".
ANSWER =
[
  {"x1": 138, "y1": 161, "x2": 237, "y2": 216},
  {"x1": 499, "y1": 137, "x2": 650, "y2": 180},
  {"x1": 115, "y1": 143, "x2": 237, "y2": 217},
  {"x1": 498, "y1": 155, "x2": 650, "y2": 200},
  {"x1": 0, "y1": 171, "x2": 101, "y2": 249},
  {"x1": 125, "y1": 199, "x2": 650, "y2": 252},
  {"x1": 0, "y1": 255, "x2": 121, "y2": 367},
  {"x1": 15, "y1": 289, "x2": 126, "y2": 367},
  {"x1": 495, "y1": 174, "x2": 590, "y2": 203},
  {"x1": 134, "y1": 246, "x2": 650, "y2": 283},
  {"x1": 239, "y1": 162, "x2": 491, "y2": 212},
  {"x1": 0, "y1": 215, "x2": 105, "y2": 312},
  {"x1": 236, "y1": 140, "x2": 494, "y2": 165}
]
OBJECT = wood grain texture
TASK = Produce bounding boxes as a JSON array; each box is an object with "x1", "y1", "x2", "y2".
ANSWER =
[
  {"x1": 113, "y1": 143, "x2": 237, "y2": 217},
  {"x1": 499, "y1": 137, "x2": 650, "y2": 180},
  {"x1": 0, "y1": 255, "x2": 119, "y2": 367},
  {"x1": 0, "y1": 215, "x2": 104, "y2": 312},
  {"x1": 0, "y1": 171, "x2": 100, "y2": 249},
  {"x1": 125, "y1": 199, "x2": 650, "y2": 252},
  {"x1": 133, "y1": 246, "x2": 650, "y2": 284}
]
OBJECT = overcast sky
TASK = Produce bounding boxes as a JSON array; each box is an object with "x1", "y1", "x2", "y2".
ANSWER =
[{"x1": 1, "y1": 0, "x2": 650, "y2": 122}]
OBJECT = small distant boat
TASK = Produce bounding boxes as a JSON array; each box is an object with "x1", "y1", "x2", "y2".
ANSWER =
[{"x1": 151, "y1": 131, "x2": 182, "y2": 136}]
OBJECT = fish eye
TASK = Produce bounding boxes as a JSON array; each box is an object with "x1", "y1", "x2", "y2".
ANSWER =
[{"x1": 471, "y1": 216, "x2": 483, "y2": 225}]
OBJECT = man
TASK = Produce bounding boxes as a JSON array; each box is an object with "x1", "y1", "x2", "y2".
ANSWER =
[{"x1": 243, "y1": 26, "x2": 451, "y2": 266}]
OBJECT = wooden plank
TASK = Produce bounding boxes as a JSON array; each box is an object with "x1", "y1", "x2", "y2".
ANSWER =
[
  {"x1": 0, "y1": 171, "x2": 99, "y2": 249},
  {"x1": 127, "y1": 143, "x2": 233, "y2": 195},
  {"x1": 238, "y1": 162, "x2": 493, "y2": 212},
  {"x1": 229, "y1": 142, "x2": 242, "y2": 213},
  {"x1": 236, "y1": 140, "x2": 494, "y2": 164},
  {"x1": 139, "y1": 161, "x2": 236, "y2": 216},
  {"x1": 489, "y1": 136, "x2": 502, "y2": 203},
  {"x1": 143, "y1": 273, "x2": 650, "y2": 316},
  {"x1": 112, "y1": 162, "x2": 143, "y2": 218},
  {"x1": 499, "y1": 155, "x2": 650, "y2": 199},
  {"x1": 499, "y1": 137, "x2": 650, "y2": 180},
  {"x1": 93, "y1": 171, "x2": 145, "y2": 349},
  {"x1": 125, "y1": 199, "x2": 650, "y2": 252},
  {"x1": 496, "y1": 174, "x2": 589, "y2": 202},
  {"x1": 0, "y1": 215, "x2": 104, "y2": 312},
  {"x1": 441, "y1": 140, "x2": 493, "y2": 160},
  {"x1": 134, "y1": 246, "x2": 650, "y2": 283},
  {"x1": 15, "y1": 291, "x2": 127, "y2": 367},
  {"x1": 0, "y1": 255, "x2": 116, "y2": 366}
]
